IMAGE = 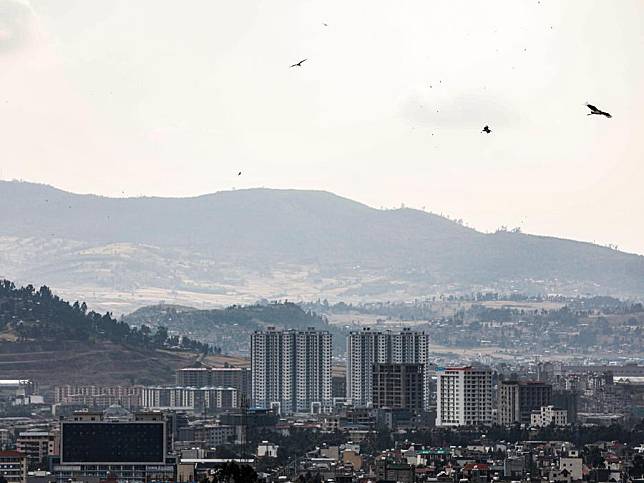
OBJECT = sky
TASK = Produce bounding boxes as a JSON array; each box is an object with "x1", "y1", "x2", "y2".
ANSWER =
[{"x1": 1, "y1": 0, "x2": 643, "y2": 254}]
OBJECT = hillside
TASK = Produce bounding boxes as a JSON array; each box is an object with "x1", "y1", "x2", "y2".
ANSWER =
[
  {"x1": 124, "y1": 302, "x2": 341, "y2": 355},
  {"x1": 1, "y1": 180, "x2": 644, "y2": 311},
  {"x1": 0, "y1": 340, "x2": 198, "y2": 387},
  {"x1": 0, "y1": 280, "x2": 211, "y2": 387}
]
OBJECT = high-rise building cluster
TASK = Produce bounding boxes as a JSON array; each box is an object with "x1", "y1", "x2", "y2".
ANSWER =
[{"x1": 2, "y1": 327, "x2": 642, "y2": 483}]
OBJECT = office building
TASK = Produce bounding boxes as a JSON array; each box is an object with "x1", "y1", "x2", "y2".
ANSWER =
[
  {"x1": 176, "y1": 367, "x2": 251, "y2": 399},
  {"x1": 0, "y1": 451, "x2": 27, "y2": 483},
  {"x1": 372, "y1": 363, "x2": 424, "y2": 412},
  {"x1": 53, "y1": 411, "x2": 174, "y2": 482},
  {"x1": 531, "y1": 405, "x2": 568, "y2": 427},
  {"x1": 347, "y1": 328, "x2": 430, "y2": 408},
  {"x1": 251, "y1": 327, "x2": 332, "y2": 414},
  {"x1": 498, "y1": 380, "x2": 552, "y2": 426},
  {"x1": 436, "y1": 366, "x2": 493, "y2": 427}
]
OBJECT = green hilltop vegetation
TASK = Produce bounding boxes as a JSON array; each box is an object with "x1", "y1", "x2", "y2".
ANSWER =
[
  {"x1": 124, "y1": 301, "x2": 343, "y2": 355},
  {"x1": 0, "y1": 280, "x2": 215, "y2": 354}
]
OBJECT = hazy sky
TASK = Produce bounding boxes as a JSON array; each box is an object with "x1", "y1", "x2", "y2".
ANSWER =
[{"x1": 1, "y1": 0, "x2": 643, "y2": 254}]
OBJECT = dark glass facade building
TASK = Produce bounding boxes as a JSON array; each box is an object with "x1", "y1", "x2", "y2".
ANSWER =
[{"x1": 61, "y1": 422, "x2": 165, "y2": 464}]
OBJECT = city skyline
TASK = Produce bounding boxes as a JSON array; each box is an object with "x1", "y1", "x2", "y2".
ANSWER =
[{"x1": 0, "y1": 0, "x2": 643, "y2": 481}]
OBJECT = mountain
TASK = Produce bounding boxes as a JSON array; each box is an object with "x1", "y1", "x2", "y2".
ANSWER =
[{"x1": 1, "y1": 180, "x2": 643, "y2": 311}]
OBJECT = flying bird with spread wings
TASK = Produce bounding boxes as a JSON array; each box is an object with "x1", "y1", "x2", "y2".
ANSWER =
[
  {"x1": 482, "y1": 125, "x2": 492, "y2": 134},
  {"x1": 290, "y1": 59, "x2": 307, "y2": 68},
  {"x1": 586, "y1": 103, "x2": 612, "y2": 118}
]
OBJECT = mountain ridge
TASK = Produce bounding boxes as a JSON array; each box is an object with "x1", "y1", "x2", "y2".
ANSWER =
[
  {"x1": 1, "y1": 179, "x2": 637, "y2": 252},
  {"x1": 1, "y1": 180, "x2": 643, "y2": 308}
]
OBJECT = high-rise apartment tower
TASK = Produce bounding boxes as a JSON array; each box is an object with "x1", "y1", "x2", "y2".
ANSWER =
[
  {"x1": 251, "y1": 327, "x2": 332, "y2": 415},
  {"x1": 347, "y1": 328, "x2": 430, "y2": 409}
]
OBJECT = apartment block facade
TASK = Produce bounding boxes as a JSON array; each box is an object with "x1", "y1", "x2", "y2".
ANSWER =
[
  {"x1": 531, "y1": 405, "x2": 568, "y2": 427},
  {"x1": 372, "y1": 363, "x2": 424, "y2": 412},
  {"x1": 140, "y1": 386, "x2": 238, "y2": 411},
  {"x1": 436, "y1": 366, "x2": 493, "y2": 427},
  {"x1": 251, "y1": 327, "x2": 332, "y2": 414},
  {"x1": 347, "y1": 328, "x2": 430, "y2": 409},
  {"x1": 0, "y1": 451, "x2": 27, "y2": 483},
  {"x1": 498, "y1": 380, "x2": 552, "y2": 426},
  {"x1": 176, "y1": 367, "x2": 251, "y2": 399}
]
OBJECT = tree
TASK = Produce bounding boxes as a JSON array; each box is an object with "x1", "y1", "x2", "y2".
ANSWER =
[
  {"x1": 583, "y1": 446, "x2": 604, "y2": 468},
  {"x1": 153, "y1": 326, "x2": 169, "y2": 346},
  {"x1": 631, "y1": 454, "x2": 644, "y2": 479},
  {"x1": 216, "y1": 462, "x2": 257, "y2": 483}
]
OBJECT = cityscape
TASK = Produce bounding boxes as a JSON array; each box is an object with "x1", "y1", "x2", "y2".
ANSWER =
[
  {"x1": 1, "y1": 0, "x2": 644, "y2": 483},
  {"x1": 1, "y1": 316, "x2": 643, "y2": 483}
]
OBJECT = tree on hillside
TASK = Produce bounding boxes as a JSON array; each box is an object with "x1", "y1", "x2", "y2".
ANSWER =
[{"x1": 0, "y1": 280, "x2": 213, "y2": 354}]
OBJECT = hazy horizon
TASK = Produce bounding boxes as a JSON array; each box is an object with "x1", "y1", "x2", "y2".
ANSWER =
[{"x1": 1, "y1": 0, "x2": 643, "y2": 253}]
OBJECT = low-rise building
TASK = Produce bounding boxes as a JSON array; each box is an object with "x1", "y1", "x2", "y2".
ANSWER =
[
  {"x1": 374, "y1": 458, "x2": 415, "y2": 483},
  {"x1": 177, "y1": 367, "x2": 251, "y2": 400},
  {"x1": 140, "y1": 386, "x2": 238, "y2": 412},
  {"x1": 256, "y1": 441, "x2": 279, "y2": 458},
  {"x1": 0, "y1": 451, "x2": 27, "y2": 483},
  {"x1": 559, "y1": 457, "x2": 583, "y2": 481},
  {"x1": 15, "y1": 432, "x2": 56, "y2": 470},
  {"x1": 531, "y1": 405, "x2": 568, "y2": 427},
  {"x1": 53, "y1": 385, "x2": 142, "y2": 409}
]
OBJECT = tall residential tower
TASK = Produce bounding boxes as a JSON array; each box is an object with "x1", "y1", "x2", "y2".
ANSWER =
[
  {"x1": 251, "y1": 327, "x2": 332, "y2": 415},
  {"x1": 436, "y1": 366, "x2": 493, "y2": 427},
  {"x1": 346, "y1": 328, "x2": 430, "y2": 408}
]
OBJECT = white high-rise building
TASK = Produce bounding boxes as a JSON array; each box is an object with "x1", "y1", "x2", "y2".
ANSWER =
[
  {"x1": 346, "y1": 328, "x2": 431, "y2": 408},
  {"x1": 251, "y1": 327, "x2": 332, "y2": 415},
  {"x1": 436, "y1": 366, "x2": 493, "y2": 427}
]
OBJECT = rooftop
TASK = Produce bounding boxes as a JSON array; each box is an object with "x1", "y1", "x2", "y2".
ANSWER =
[{"x1": 0, "y1": 451, "x2": 24, "y2": 458}]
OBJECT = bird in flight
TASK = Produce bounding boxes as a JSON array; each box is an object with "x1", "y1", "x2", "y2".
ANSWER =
[
  {"x1": 586, "y1": 103, "x2": 612, "y2": 118},
  {"x1": 482, "y1": 125, "x2": 492, "y2": 134},
  {"x1": 290, "y1": 59, "x2": 307, "y2": 68}
]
